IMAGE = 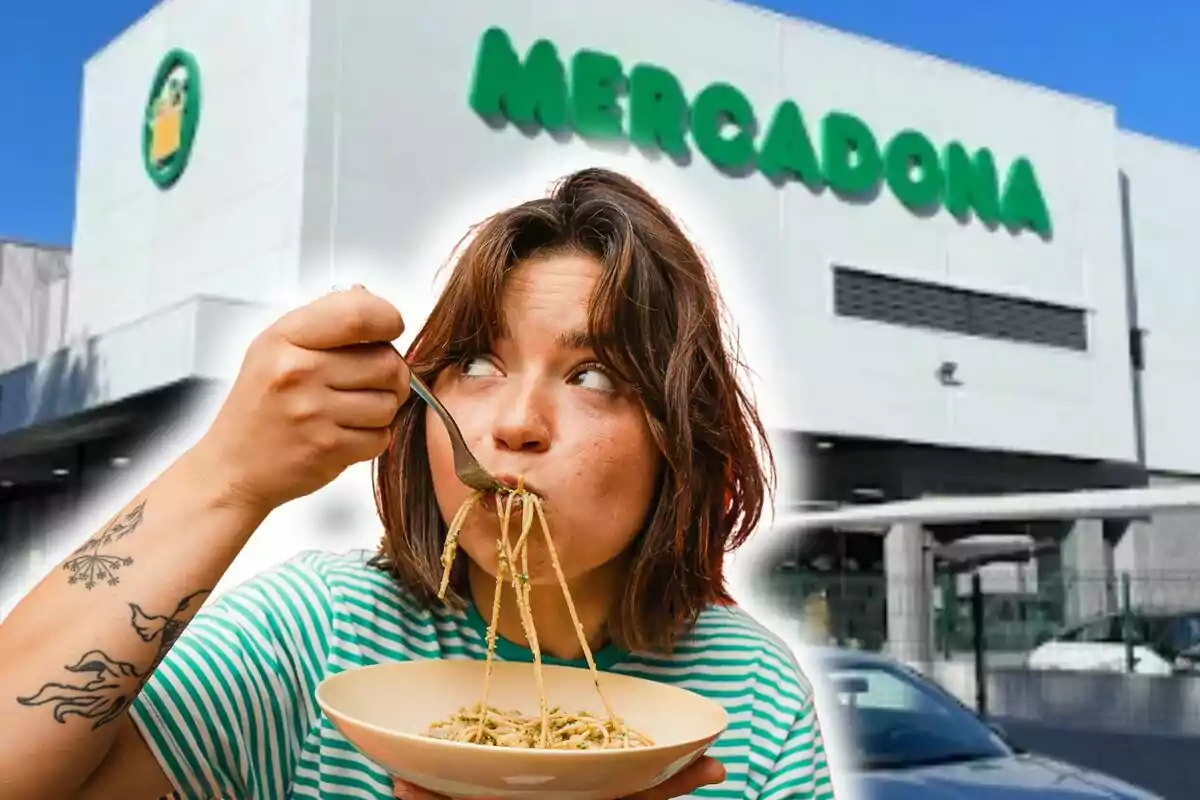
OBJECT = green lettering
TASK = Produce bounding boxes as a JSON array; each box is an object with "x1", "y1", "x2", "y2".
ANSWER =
[
  {"x1": 628, "y1": 64, "x2": 689, "y2": 160},
  {"x1": 884, "y1": 130, "x2": 943, "y2": 210},
  {"x1": 690, "y1": 82, "x2": 757, "y2": 172},
  {"x1": 1000, "y1": 157, "x2": 1052, "y2": 237},
  {"x1": 757, "y1": 101, "x2": 822, "y2": 186},
  {"x1": 822, "y1": 112, "x2": 882, "y2": 197},
  {"x1": 468, "y1": 27, "x2": 567, "y2": 131},
  {"x1": 465, "y1": 29, "x2": 1055, "y2": 235},
  {"x1": 942, "y1": 143, "x2": 1001, "y2": 227},
  {"x1": 570, "y1": 50, "x2": 625, "y2": 140}
]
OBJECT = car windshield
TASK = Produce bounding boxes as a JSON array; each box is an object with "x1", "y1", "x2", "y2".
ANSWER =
[
  {"x1": 1142, "y1": 613, "x2": 1200, "y2": 661},
  {"x1": 1176, "y1": 615, "x2": 1200, "y2": 656},
  {"x1": 823, "y1": 660, "x2": 1013, "y2": 771}
]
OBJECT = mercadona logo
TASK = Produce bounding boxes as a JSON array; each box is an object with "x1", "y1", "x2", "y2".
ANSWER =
[{"x1": 142, "y1": 49, "x2": 201, "y2": 190}]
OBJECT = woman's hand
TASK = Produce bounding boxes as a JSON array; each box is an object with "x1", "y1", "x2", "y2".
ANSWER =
[
  {"x1": 194, "y1": 285, "x2": 410, "y2": 515},
  {"x1": 392, "y1": 755, "x2": 727, "y2": 800}
]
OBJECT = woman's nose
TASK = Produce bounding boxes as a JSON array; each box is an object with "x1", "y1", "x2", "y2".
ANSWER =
[{"x1": 489, "y1": 384, "x2": 551, "y2": 453}]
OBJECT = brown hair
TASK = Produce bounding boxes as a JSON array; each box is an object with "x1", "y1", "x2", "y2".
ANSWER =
[{"x1": 371, "y1": 168, "x2": 773, "y2": 653}]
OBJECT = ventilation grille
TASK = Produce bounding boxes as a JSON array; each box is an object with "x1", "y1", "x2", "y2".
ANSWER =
[{"x1": 833, "y1": 267, "x2": 1088, "y2": 352}]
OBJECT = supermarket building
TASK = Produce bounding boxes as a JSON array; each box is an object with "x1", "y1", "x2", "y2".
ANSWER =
[{"x1": 3, "y1": 0, "x2": 1200, "y2": 658}]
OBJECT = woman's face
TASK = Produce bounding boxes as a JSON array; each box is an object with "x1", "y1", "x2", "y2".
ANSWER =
[{"x1": 426, "y1": 252, "x2": 660, "y2": 586}]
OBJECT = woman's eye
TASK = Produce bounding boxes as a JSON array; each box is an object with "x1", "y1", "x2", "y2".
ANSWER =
[
  {"x1": 461, "y1": 357, "x2": 501, "y2": 378},
  {"x1": 571, "y1": 365, "x2": 616, "y2": 392}
]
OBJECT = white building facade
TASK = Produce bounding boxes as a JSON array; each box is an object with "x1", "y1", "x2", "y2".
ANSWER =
[{"x1": 3, "y1": 0, "x2": 1198, "y2": 653}]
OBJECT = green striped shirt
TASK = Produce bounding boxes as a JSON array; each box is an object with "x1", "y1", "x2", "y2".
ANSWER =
[{"x1": 130, "y1": 550, "x2": 835, "y2": 799}]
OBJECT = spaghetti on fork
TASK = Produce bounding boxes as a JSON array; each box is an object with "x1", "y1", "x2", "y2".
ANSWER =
[{"x1": 424, "y1": 478, "x2": 653, "y2": 750}]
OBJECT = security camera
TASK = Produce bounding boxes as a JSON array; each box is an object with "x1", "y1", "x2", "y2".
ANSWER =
[{"x1": 936, "y1": 361, "x2": 963, "y2": 387}]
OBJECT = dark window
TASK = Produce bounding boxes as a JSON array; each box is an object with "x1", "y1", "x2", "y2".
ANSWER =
[
  {"x1": 833, "y1": 267, "x2": 1088, "y2": 352},
  {"x1": 1129, "y1": 328, "x2": 1146, "y2": 371}
]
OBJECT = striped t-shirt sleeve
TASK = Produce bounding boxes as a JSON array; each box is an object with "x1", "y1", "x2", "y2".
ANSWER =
[
  {"x1": 759, "y1": 697, "x2": 836, "y2": 799},
  {"x1": 128, "y1": 555, "x2": 334, "y2": 799}
]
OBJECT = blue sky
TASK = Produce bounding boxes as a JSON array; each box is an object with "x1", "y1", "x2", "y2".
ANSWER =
[{"x1": 3, "y1": 0, "x2": 1197, "y2": 247}]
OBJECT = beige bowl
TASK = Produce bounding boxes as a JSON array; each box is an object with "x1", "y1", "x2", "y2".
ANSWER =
[{"x1": 315, "y1": 659, "x2": 728, "y2": 799}]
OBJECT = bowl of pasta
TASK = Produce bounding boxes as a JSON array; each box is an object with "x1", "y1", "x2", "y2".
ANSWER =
[
  {"x1": 317, "y1": 659, "x2": 727, "y2": 799},
  {"x1": 315, "y1": 485, "x2": 728, "y2": 799}
]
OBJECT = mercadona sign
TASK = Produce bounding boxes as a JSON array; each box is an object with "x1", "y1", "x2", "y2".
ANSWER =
[{"x1": 468, "y1": 27, "x2": 1053, "y2": 238}]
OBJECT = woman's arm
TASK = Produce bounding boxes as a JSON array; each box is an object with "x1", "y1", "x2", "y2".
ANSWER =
[
  {"x1": 0, "y1": 286, "x2": 410, "y2": 799},
  {"x1": 0, "y1": 444, "x2": 269, "y2": 799}
]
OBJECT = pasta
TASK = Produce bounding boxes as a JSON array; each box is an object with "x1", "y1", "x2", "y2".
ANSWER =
[{"x1": 424, "y1": 480, "x2": 653, "y2": 750}]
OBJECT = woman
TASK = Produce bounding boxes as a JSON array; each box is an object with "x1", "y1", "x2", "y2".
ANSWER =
[{"x1": 0, "y1": 169, "x2": 835, "y2": 800}]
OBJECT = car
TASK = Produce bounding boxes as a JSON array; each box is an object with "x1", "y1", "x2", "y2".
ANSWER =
[
  {"x1": 1025, "y1": 610, "x2": 1200, "y2": 675},
  {"x1": 806, "y1": 648, "x2": 1163, "y2": 799}
]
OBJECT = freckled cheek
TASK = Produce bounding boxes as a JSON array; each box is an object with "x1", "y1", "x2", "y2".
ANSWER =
[
  {"x1": 440, "y1": 387, "x2": 498, "y2": 449},
  {"x1": 425, "y1": 407, "x2": 453, "y2": 473},
  {"x1": 576, "y1": 428, "x2": 658, "y2": 517}
]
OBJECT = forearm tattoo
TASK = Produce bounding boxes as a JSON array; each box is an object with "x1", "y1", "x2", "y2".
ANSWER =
[
  {"x1": 62, "y1": 500, "x2": 146, "y2": 589},
  {"x1": 16, "y1": 587, "x2": 212, "y2": 730}
]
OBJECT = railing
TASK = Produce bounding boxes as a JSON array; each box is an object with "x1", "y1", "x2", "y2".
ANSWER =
[{"x1": 762, "y1": 566, "x2": 1200, "y2": 665}]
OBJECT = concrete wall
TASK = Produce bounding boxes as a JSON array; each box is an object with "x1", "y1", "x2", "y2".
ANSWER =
[
  {"x1": 0, "y1": 242, "x2": 70, "y2": 374},
  {"x1": 931, "y1": 661, "x2": 1200, "y2": 736},
  {"x1": 1112, "y1": 133, "x2": 1200, "y2": 604},
  {"x1": 1114, "y1": 475, "x2": 1200, "y2": 610},
  {"x1": 302, "y1": 0, "x2": 1137, "y2": 462},
  {"x1": 0, "y1": 296, "x2": 272, "y2": 440},
  {"x1": 1119, "y1": 132, "x2": 1200, "y2": 476},
  {"x1": 1062, "y1": 518, "x2": 1115, "y2": 620},
  {"x1": 68, "y1": 0, "x2": 313, "y2": 343}
]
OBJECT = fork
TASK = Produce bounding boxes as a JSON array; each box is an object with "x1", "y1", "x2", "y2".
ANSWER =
[{"x1": 407, "y1": 372, "x2": 507, "y2": 493}]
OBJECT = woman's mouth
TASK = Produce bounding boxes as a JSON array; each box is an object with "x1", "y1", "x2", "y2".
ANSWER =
[
  {"x1": 486, "y1": 474, "x2": 545, "y2": 510},
  {"x1": 494, "y1": 474, "x2": 544, "y2": 497}
]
